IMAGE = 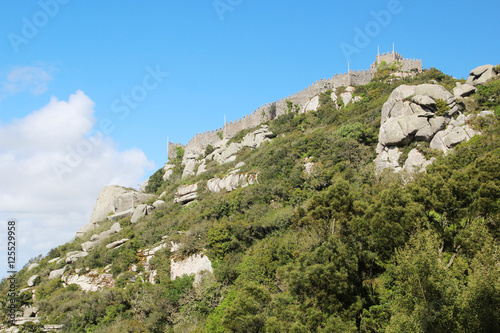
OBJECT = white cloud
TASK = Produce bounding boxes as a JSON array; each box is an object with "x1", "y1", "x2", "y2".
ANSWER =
[
  {"x1": 1, "y1": 66, "x2": 52, "y2": 99},
  {"x1": 0, "y1": 91, "x2": 154, "y2": 275}
]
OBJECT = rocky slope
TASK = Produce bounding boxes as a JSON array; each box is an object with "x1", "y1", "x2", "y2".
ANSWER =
[{"x1": 1, "y1": 63, "x2": 499, "y2": 333}]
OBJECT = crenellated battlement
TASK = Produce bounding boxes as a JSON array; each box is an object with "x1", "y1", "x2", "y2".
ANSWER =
[{"x1": 168, "y1": 50, "x2": 422, "y2": 158}]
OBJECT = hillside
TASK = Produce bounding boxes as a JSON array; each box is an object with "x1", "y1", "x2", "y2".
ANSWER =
[{"x1": 1, "y1": 62, "x2": 499, "y2": 333}]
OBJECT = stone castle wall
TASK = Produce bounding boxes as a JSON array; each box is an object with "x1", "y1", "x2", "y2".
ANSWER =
[{"x1": 169, "y1": 52, "x2": 422, "y2": 160}]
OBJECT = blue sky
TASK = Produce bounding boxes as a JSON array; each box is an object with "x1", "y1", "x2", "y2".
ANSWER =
[{"x1": 0, "y1": 0, "x2": 499, "y2": 276}]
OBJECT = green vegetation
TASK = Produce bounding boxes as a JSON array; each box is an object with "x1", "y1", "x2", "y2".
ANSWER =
[
  {"x1": 1, "y1": 69, "x2": 499, "y2": 332},
  {"x1": 435, "y1": 98, "x2": 450, "y2": 116}
]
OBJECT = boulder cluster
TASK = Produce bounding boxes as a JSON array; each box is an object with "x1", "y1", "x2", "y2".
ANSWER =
[{"x1": 375, "y1": 64, "x2": 498, "y2": 173}]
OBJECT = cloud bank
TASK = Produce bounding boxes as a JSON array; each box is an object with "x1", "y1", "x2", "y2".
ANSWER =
[{"x1": 0, "y1": 91, "x2": 154, "y2": 274}]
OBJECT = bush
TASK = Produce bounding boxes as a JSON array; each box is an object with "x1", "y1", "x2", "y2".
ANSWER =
[{"x1": 435, "y1": 98, "x2": 450, "y2": 116}]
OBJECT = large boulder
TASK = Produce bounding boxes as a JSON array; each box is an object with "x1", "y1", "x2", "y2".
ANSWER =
[
  {"x1": 174, "y1": 183, "x2": 198, "y2": 204},
  {"x1": 207, "y1": 173, "x2": 257, "y2": 193},
  {"x1": 27, "y1": 275, "x2": 39, "y2": 287},
  {"x1": 403, "y1": 149, "x2": 434, "y2": 173},
  {"x1": 131, "y1": 204, "x2": 147, "y2": 223},
  {"x1": 163, "y1": 164, "x2": 175, "y2": 181},
  {"x1": 182, "y1": 159, "x2": 197, "y2": 178},
  {"x1": 453, "y1": 82, "x2": 476, "y2": 98},
  {"x1": 106, "y1": 208, "x2": 134, "y2": 222},
  {"x1": 89, "y1": 185, "x2": 128, "y2": 224},
  {"x1": 49, "y1": 266, "x2": 66, "y2": 280},
  {"x1": 303, "y1": 95, "x2": 320, "y2": 112},
  {"x1": 240, "y1": 125, "x2": 276, "y2": 149},
  {"x1": 430, "y1": 124, "x2": 479, "y2": 153},
  {"x1": 466, "y1": 64, "x2": 498, "y2": 86},
  {"x1": 89, "y1": 185, "x2": 153, "y2": 224}
]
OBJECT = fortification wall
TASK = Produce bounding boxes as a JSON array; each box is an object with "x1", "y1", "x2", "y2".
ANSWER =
[
  {"x1": 169, "y1": 52, "x2": 422, "y2": 159},
  {"x1": 185, "y1": 130, "x2": 221, "y2": 155},
  {"x1": 168, "y1": 142, "x2": 185, "y2": 160},
  {"x1": 401, "y1": 58, "x2": 422, "y2": 72}
]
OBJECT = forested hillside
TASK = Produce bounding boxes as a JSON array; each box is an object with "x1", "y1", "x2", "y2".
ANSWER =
[{"x1": 1, "y1": 68, "x2": 499, "y2": 333}]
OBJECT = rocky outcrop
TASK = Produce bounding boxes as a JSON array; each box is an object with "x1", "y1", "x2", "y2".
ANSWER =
[
  {"x1": 375, "y1": 83, "x2": 478, "y2": 172},
  {"x1": 136, "y1": 239, "x2": 170, "y2": 284},
  {"x1": 88, "y1": 185, "x2": 127, "y2": 224},
  {"x1": 170, "y1": 252, "x2": 213, "y2": 285},
  {"x1": 130, "y1": 204, "x2": 154, "y2": 223},
  {"x1": 466, "y1": 64, "x2": 498, "y2": 86},
  {"x1": 88, "y1": 185, "x2": 153, "y2": 225},
  {"x1": 49, "y1": 266, "x2": 66, "y2": 280},
  {"x1": 106, "y1": 239, "x2": 129, "y2": 249},
  {"x1": 453, "y1": 82, "x2": 476, "y2": 98},
  {"x1": 81, "y1": 222, "x2": 122, "y2": 252},
  {"x1": 174, "y1": 183, "x2": 198, "y2": 204},
  {"x1": 77, "y1": 185, "x2": 153, "y2": 237},
  {"x1": 65, "y1": 251, "x2": 88, "y2": 264},
  {"x1": 163, "y1": 163, "x2": 175, "y2": 181},
  {"x1": 152, "y1": 200, "x2": 165, "y2": 209},
  {"x1": 27, "y1": 275, "x2": 39, "y2": 287},
  {"x1": 303, "y1": 95, "x2": 320, "y2": 112},
  {"x1": 207, "y1": 173, "x2": 257, "y2": 193},
  {"x1": 340, "y1": 86, "x2": 362, "y2": 106},
  {"x1": 182, "y1": 155, "x2": 198, "y2": 178},
  {"x1": 378, "y1": 84, "x2": 457, "y2": 147},
  {"x1": 62, "y1": 267, "x2": 114, "y2": 292},
  {"x1": 204, "y1": 125, "x2": 275, "y2": 166},
  {"x1": 402, "y1": 149, "x2": 435, "y2": 173},
  {"x1": 27, "y1": 263, "x2": 38, "y2": 271},
  {"x1": 178, "y1": 125, "x2": 275, "y2": 179}
]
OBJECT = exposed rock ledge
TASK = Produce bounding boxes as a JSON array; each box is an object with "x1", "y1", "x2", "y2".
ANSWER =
[
  {"x1": 375, "y1": 83, "x2": 479, "y2": 173},
  {"x1": 77, "y1": 185, "x2": 153, "y2": 237}
]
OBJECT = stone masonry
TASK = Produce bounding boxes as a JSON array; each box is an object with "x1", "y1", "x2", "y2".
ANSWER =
[{"x1": 168, "y1": 51, "x2": 422, "y2": 159}]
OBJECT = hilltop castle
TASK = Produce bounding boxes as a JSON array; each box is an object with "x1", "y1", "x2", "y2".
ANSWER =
[{"x1": 168, "y1": 51, "x2": 422, "y2": 159}]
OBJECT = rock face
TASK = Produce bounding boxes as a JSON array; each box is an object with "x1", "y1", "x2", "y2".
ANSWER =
[
  {"x1": 178, "y1": 125, "x2": 276, "y2": 179},
  {"x1": 403, "y1": 149, "x2": 435, "y2": 173},
  {"x1": 207, "y1": 173, "x2": 257, "y2": 193},
  {"x1": 88, "y1": 185, "x2": 153, "y2": 225},
  {"x1": 375, "y1": 82, "x2": 480, "y2": 172},
  {"x1": 62, "y1": 268, "x2": 114, "y2": 292},
  {"x1": 339, "y1": 86, "x2": 361, "y2": 106},
  {"x1": 81, "y1": 222, "x2": 122, "y2": 252},
  {"x1": 78, "y1": 185, "x2": 153, "y2": 238},
  {"x1": 170, "y1": 252, "x2": 213, "y2": 284},
  {"x1": 466, "y1": 64, "x2": 498, "y2": 86},
  {"x1": 130, "y1": 204, "x2": 154, "y2": 223},
  {"x1": 174, "y1": 183, "x2": 198, "y2": 204},
  {"x1": 304, "y1": 95, "x2": 320, "y2": 112}
]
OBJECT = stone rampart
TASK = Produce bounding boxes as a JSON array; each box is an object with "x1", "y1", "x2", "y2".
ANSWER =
[{"x1": 169, "y1": 52, "x2": 422, "y2": 159}]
